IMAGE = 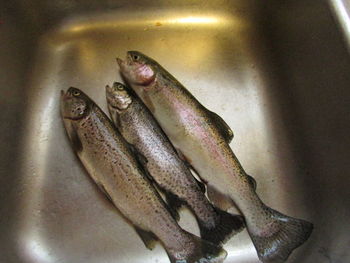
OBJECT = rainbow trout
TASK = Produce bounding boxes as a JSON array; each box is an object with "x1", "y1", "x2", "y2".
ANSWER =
[
  {"x1": 117, "y1": 51, "x2": 313, "y2": 263},
  {"x1": 60, "y1": 87, "x2": 227, "y2": 263},
  {"x1": 106, "y1": 82, "x2": 244, "y2": 245}
]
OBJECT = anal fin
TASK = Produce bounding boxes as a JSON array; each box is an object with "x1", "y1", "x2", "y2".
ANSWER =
[
  {"x1": 247, "y1": 174, "x2": 257, "y2": 191},
  {"x1": 207, "y1": 185, "x2": 234, "y2": 212},
  {"x1": 96, "y1": 183, "x2": 114, "y2": 204},
  {"x1": 165, "y1": 191, "x2": 184, "y2": 214},
  {"x1": 153, "y1": 184, "x2": 180, "y2": 221},
  {"x1": 134, "y1": 227, "x2": 158, "y2": 250}
]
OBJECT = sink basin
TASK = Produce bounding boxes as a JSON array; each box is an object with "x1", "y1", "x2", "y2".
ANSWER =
[{"x1": 1, "y1": 0, "x2": 350, "y2": 262}]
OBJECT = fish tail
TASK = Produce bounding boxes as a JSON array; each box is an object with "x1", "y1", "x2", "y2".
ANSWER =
[
  {"x1": 198, "y1": 208, "x2": 245, "y2": 245},
  {"x1": 167, "y1": 232, "x2": 227, "y2": 263},
  {"x1": 250, "y1": 207, "x2": 313, "y2": 263}
]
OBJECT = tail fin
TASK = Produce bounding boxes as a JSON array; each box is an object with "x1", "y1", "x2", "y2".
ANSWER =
[
  {"x1": 167, "y1": 233, "x2": 227, "y2": 263},
  {"x1": 199, "y1": 208, "x2": 245, "y2": 245},
  {"x1": 250, "y1": 208, "x2": 313, "y2": 263}
]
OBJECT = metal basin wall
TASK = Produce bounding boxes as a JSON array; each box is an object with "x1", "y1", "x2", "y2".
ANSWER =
[{"x1": 1, "y1": 0, "x2": 349, "y2": 262}]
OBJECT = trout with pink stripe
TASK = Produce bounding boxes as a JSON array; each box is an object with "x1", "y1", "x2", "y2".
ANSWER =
[{"x1": 117, "y1": 51, "x2": 313, "y2": 263}]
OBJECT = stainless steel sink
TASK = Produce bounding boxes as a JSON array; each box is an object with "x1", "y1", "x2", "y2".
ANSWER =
[{"x1": 1, "y1": 0, "x2": 350, "y2": 262}]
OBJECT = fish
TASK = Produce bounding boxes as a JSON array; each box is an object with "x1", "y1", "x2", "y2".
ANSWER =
[
  {"x1": 106, "y1": 82, "x2": 244, "y2": 246},
  {"x1": 117, "y1": 51, "x2": 314, "y2": 263},
  {"x1": 60, "y1": 87, "x2": 227, "y2": 263}
]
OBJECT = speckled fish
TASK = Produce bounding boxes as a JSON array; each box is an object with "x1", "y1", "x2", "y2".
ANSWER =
[
  {"x1": 60, "y1": 87, "x2": 227, "y2": 263},
  {"x1": 117, "y1": 51, "x2": 314, "y2": 263},
  {"x1": 106, "y1": 82, "x2": 244, "y2": 246}
]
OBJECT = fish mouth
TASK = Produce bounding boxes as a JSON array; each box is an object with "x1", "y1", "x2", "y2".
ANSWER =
[
  {"x1": 60, "y1": 89, "x2": 70, "y2": 100},
  {"x1": 105, "y1": 85, "x2": 116, "y2": 105},
  {"x1": 105, "y1": 84, "x2": 114, "y2": 94},
  {"x1": 126, "y1": 51, "x2": 135, "y2": 63},
  {"x1": 61, "y1": 87, "x2": 76, "y2": 100},
  {"x1": 116, "y1": 52, "x2": 134, "y2": 66},
  {"x1": 116, "y1": 57, "x2": 125, "y2": 67},
  {"x1": 105, "y1": 82, "x2": 124, "y2": 95}
]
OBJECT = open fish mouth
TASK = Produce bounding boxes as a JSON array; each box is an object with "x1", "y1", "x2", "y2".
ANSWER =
[
  {"x1": 60, "y1": 89, "x2": 67, "y2": 98},
  {"x1": 116, "y1": 57, "x2": 125, "y2": 67},
  {"x1": 116, "y1": 53, "x2": 136, "y2": 66}
]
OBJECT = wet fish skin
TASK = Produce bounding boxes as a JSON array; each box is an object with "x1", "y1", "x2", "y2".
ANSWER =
[
  {"x1": 60, "y1": 87, "x2": 227, "y2": 263},
  {"x1": 117, "y1": 51, "x2": 313, "y2": 263},
  {"x1": 106, "y1": 82, "x2": 244, "y2": 245}
]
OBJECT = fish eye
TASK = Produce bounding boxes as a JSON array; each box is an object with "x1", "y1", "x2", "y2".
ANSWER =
[
  {"x1": 132, "y1": 54, "x2": 140, "y2": 61},
  {"x1": 117, "y1": 85, "x2": 124, "y2": 91},
  {"x1": 73, "y1": 90, "x2": 80, "y2": 96}
]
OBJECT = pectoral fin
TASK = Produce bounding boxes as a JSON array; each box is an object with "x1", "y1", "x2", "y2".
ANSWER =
[
  {"x1": 68, "y1": 126, "x2": 83, "y2": 153},
  {"x1": 207, "y1": 110, "x2": 234, "y2": 143},
  {"x1": 127, "y1": 143, "x2": 148, "y2": 166},
  {"x1": 112, "y1": 110, "x2": 122, "y2": 131},
  {"x1": 127, "y1": 143, "x2": 154, "y2": 182}
]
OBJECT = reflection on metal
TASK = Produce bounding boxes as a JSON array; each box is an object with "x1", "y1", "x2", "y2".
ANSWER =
[
  {"x1": 329, "y1": 0, "x2": 350, "y2": 51},
  {"x1": 23, "y1": 236, "x2": 55, "y2": 263},
  {"x1": 61, "y1": 14, "x2": 232, "y2": 35},
  {"x1": 168, "y1": 16, "x2": 219, "y2": 24}
]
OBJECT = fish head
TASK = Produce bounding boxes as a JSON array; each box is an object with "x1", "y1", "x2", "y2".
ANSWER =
[
  {"x1": 60, "y1": 87, "x2": 91, "y2": 120},
  {"x1": 117, "y1": 51, "x2": 156, "y2": 86},
  {"x1": 106, "y1": 82, "x2": 132, "y2": 111}
]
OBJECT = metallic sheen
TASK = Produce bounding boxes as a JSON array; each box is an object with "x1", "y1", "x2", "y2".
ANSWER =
[{"x1": 1, "y1": 0, "x2": 350, "y2": 263}]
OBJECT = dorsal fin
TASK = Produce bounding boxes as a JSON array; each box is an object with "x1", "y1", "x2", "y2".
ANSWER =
[{"x1": 207, "y1": 110, "x2": 234, "y2": 143}]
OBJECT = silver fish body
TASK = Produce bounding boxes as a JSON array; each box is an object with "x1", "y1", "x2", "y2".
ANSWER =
[
  {"x1": 106, "y1": 82, "x2": 244, "y2": 245},
  {"x1": 60, "y1": 87, "x2": 227, "y2": 263},
  {"x1": 118, "y1": 51, "x2": 313, "y2": 263}
]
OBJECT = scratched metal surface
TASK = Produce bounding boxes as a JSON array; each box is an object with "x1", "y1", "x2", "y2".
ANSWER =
[{"x1": 1, "y1": 0, "x2": 350, "y2": 262}]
